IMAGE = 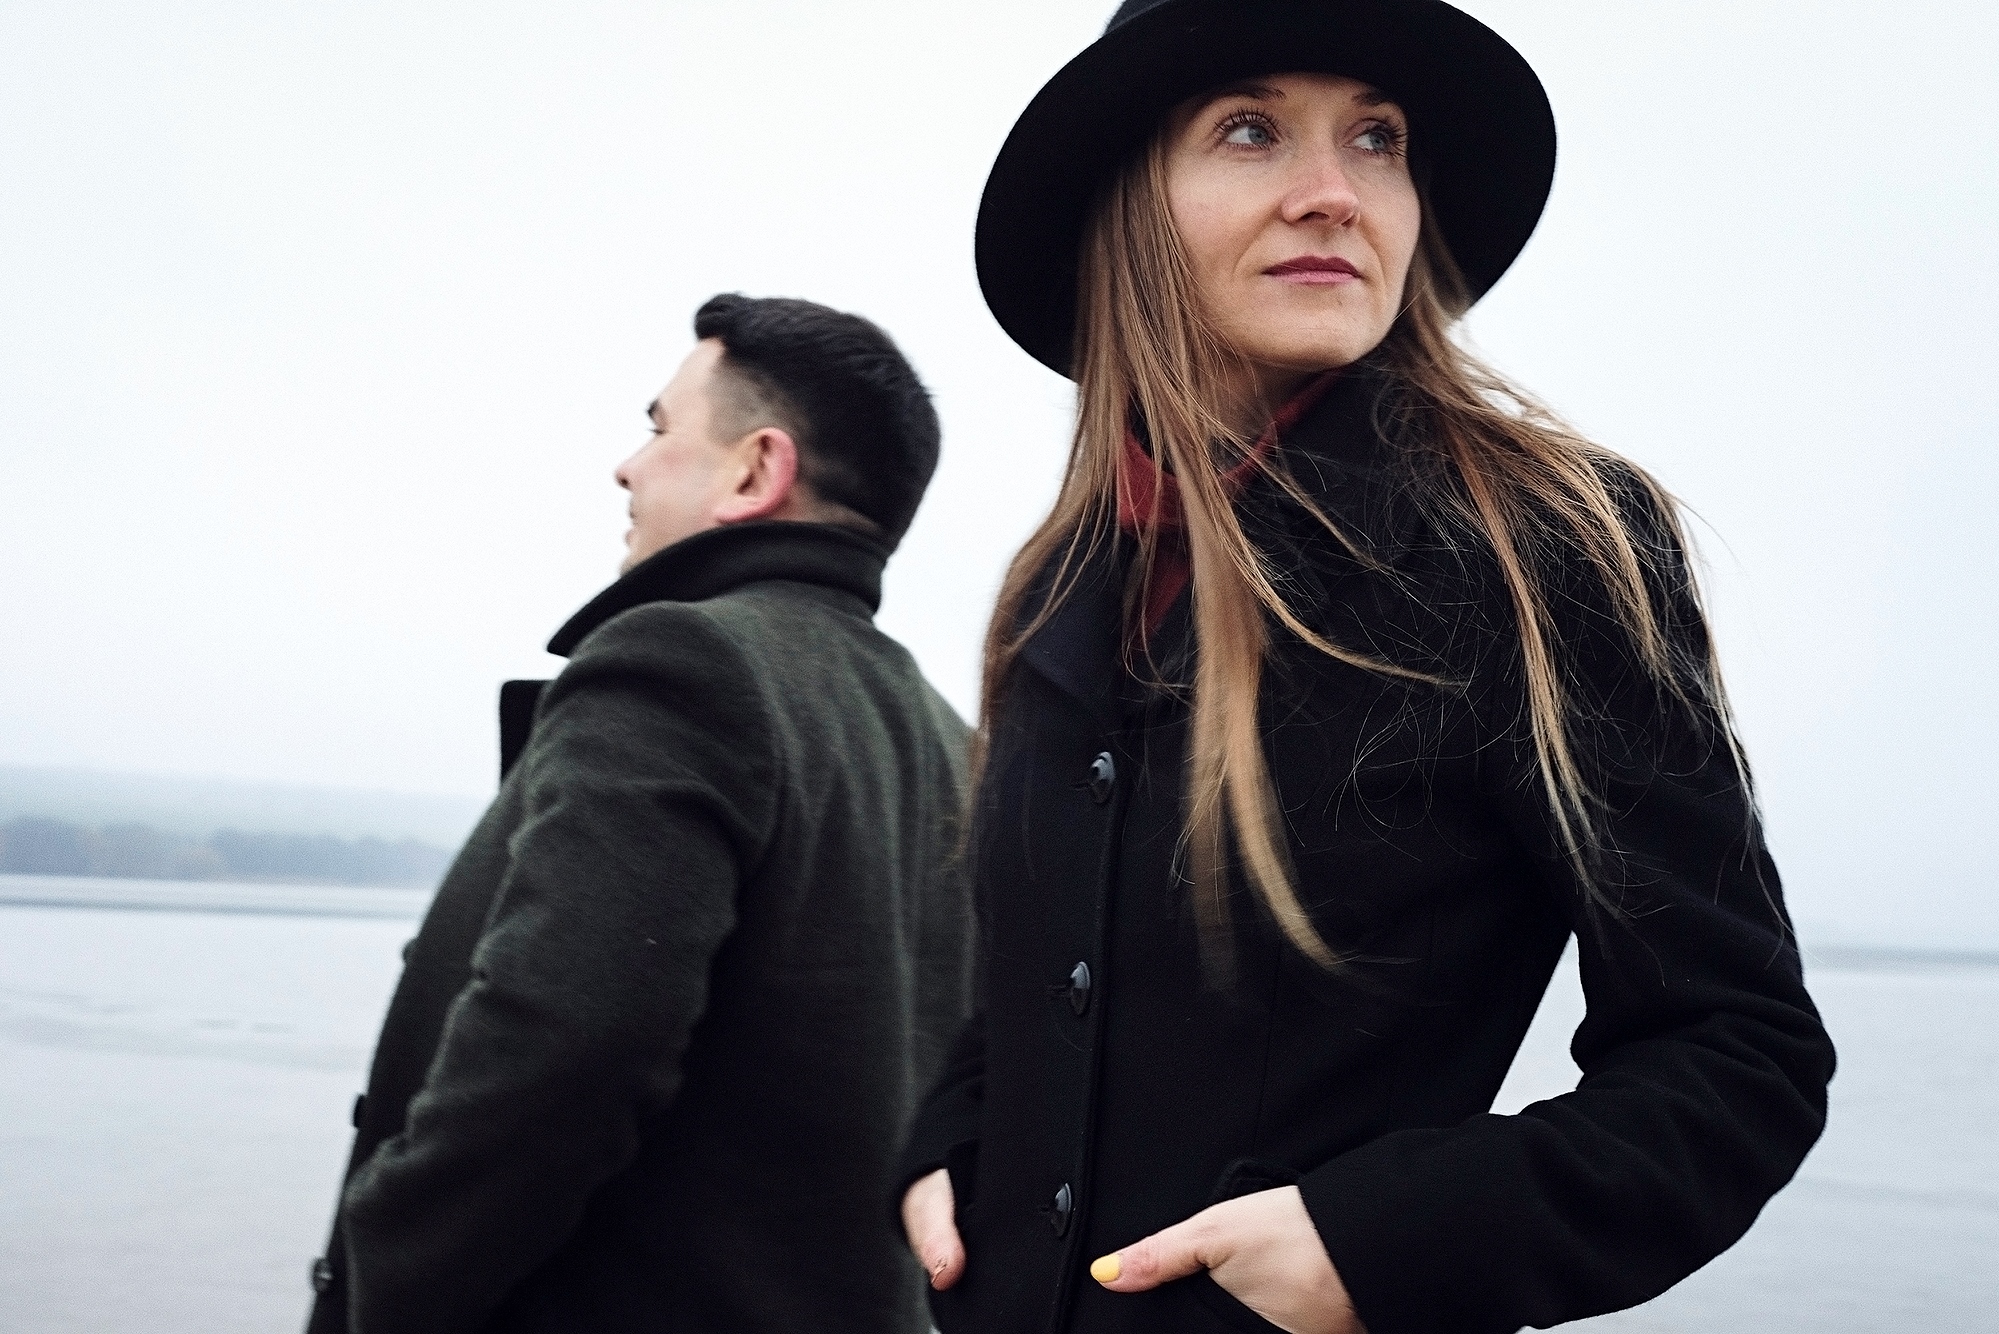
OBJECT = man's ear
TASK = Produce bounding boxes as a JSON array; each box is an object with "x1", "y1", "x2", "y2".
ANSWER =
[{"x1": 712, "y1": 426, "x2": 802, "y2": 526}]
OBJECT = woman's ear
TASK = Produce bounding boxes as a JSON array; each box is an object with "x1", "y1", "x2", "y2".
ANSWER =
[{"x1": 712, "y1": 426, "x2": 801, "y2": 525}]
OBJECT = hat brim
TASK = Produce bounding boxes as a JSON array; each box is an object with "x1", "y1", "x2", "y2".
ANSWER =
[{"x1": 975, "y1": 0, "x2": 1556, "y2": 376}]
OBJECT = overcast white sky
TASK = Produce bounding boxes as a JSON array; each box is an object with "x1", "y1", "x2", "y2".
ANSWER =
[{"x1": 3, "y1": 1, "x2": 1995, "y2": 948}]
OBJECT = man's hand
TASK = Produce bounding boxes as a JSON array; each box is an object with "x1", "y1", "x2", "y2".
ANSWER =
[
  {"x1": 901, "y1": 1168, "x2": 965, "y2": 1291},
  {"x1": 1088, "y1": 1185, "x2": 1365, "y2": 1334}
]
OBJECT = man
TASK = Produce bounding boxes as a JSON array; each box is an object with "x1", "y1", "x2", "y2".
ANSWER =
[{"x1": 307, "y1": 295, "x2": 973, "y2": 1334}]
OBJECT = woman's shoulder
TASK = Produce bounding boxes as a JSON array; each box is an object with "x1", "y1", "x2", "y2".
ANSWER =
[
  {"x1": 1540, "y1": 451, "x2": 1705, "y2": 640},
  {"x1": 1269, "y1": 379, "x2": 1708, "y2": 681}
]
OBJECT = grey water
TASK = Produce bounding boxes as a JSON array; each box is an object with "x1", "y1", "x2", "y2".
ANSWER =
[{"x1": 1, "y1": 876, "x2": 1994, "y2": 1333}]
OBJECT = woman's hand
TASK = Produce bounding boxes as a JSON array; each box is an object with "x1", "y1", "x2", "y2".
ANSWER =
[
  {"x1": 901, "y1": 1168, "x2": 965, "y2": 1291},
  {"x1": 1090, "y1": 1185, "x2": 1365, "y2": 1334}
]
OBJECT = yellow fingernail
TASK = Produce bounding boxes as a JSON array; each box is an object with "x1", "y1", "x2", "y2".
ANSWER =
[{"x1": 1090, "y1": 1254, "x2": 1121, "y2": 1284}]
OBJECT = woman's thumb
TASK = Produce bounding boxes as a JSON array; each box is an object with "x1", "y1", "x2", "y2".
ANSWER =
[{"x1": 1089, "y1": 1215, "x2": 1213, "y2": 1293}]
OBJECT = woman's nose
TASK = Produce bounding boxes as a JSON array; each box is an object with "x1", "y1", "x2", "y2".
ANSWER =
[{"x1": 1281, "y1": 149, "x2": 1360, "y2": 228}]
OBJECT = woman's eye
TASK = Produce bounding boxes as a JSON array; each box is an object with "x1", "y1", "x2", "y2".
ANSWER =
[
  {"x1": 1352, "y1": 124, "x2": 1404, "y2": 155},
  {"x1": 1220, "y1": 117, "x2": 1275, "y2": 147}
]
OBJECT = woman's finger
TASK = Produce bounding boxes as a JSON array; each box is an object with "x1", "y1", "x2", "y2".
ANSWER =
[
  {"x1": 900, "y1": 1168, "x2": 966, "y2": 1290},
  {"x1": 1089, "y1": 1208, "x2": 1221, "y2": 1293}
]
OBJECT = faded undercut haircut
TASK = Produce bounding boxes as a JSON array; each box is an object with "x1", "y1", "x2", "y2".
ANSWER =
[{"x1": 693, "y1": 293, "x2": 941, "y2": 547}]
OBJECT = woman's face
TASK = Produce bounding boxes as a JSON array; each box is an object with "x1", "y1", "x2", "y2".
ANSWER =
[{"x1": 1164, "y1": 72, "x2": 1422, "y2": 400}]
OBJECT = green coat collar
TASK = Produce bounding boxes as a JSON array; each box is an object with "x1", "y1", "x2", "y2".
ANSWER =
[{"x1": 547, "y1": 521, "x2": 888, "y2": 658}]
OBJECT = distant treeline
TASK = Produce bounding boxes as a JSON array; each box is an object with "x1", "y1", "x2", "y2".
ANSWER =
[{"x1": 0, "y1": 817, "x2": 453, "y2": 888}]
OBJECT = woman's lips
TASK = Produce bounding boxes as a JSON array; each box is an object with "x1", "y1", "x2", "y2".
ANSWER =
[{"x1": 1265, "y1": 256, "x2": 1362, "y2": 285}]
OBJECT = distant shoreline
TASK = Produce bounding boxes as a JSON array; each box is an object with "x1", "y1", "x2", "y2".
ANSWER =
[
  {"x1": 0, "y1": 873, "x2": 430, "y2": 921},
  {"x1": 5, "y1": 874, "x2": 1996, "y2": 969},
  {"x1": 0, "y1": 764, "x2": 484, "y2": 848},
  {"x1": 1802, "y1": 943, "x2": 1999, "y2": 973},
  {"x1": 0, "y1": 814, "x2": 450, "y2": 888}
]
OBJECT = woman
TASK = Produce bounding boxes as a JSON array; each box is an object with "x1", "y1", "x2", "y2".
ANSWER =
[{"x1": 900, "y1": 2, "x2": 1835, "y2": 1332}]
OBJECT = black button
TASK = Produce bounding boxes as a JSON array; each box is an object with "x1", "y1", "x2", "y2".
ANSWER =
[
  {"x1": 1067, "y1": 961, "x2": 1092, "y2": 1016},
  {"x1": 311, "y1": 1258, "x2": 335, "y2": 1293},
  {"x1": 351, "y1": 1094, "x2": 367, "y2": 1129},
  {"x1": 1087, "y1": 752, "x2": 1116, "y2": 804},
  {"x1": 1049, "y1": 1182, "x2": 1073, "y2": 1237}
]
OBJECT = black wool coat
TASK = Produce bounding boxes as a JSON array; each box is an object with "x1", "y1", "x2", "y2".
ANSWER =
[
  {"x1": 900, "y1": 366, "x2": 1835, "y2": 1334},
  {"x1": 308, "y1": 521, "x2": 974, "y2": 1334}
]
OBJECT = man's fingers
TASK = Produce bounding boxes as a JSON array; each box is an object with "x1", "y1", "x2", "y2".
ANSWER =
[
  {"x1": 1090, "y1": 1214, "x2": 1215, "y2": 1293},
  {"x1": 901, "y1": 1169, "x2": 966, "y2": 1291}
]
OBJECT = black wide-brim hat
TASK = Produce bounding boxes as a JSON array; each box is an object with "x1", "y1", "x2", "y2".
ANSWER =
[{"x1": 977, "y1": 0, "x2": 1556, "y2": 376}]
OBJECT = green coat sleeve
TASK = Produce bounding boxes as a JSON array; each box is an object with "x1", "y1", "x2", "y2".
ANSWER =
[{"x1": 339, "y1": 604, "x2": 778, "y2": 1334}]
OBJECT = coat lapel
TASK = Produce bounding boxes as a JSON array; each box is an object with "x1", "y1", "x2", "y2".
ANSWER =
[{"x1": 1017, "y1": 536, "x2": 1128, "y2": 730}]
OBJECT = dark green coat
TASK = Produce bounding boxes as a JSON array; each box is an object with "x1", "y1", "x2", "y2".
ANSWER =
[{"x1": 308, "y1": 521, "x2": 973, "y2": 1334}]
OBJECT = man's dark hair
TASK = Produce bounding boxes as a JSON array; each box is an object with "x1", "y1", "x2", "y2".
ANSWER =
[{"x1": 693, "y1": 294, "x2": 941, "y2": 547}]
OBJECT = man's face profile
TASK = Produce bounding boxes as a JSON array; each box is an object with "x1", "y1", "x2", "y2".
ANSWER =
[{"x1": 615, "y1": 339, "x2": 744, "y2": 572}]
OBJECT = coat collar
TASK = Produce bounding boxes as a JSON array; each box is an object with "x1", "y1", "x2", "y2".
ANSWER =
[
  {"x1": 1264, "y1": 357, "x2": 1397, "y2": 501},
  {"x1": 1013, "y1": 362, "x2": 1396, "y2": 719},
  {"x1": 547, "y1": 521, "x2": 889, "y2": 657}
]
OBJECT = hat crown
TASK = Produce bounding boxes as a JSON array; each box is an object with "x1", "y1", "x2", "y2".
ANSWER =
[{"x1": 1105, "y1": 0, "x2": 1174, "y2": 31}]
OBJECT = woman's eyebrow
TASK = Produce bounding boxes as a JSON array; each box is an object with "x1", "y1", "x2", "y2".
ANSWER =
[
  {"x1": 1205, "y1": 80, "x2": 1284, "y2": 103},
  {"x1": 1203, "y1": 80, "x2": 1400, "y2": 111}
]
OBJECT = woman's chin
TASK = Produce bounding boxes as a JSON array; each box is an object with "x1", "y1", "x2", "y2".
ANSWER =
[
  {"x1": 1243, "y1": 331, "x2": 1384, "y2": 378},
  {"x1": 1222, "y1": 305, "x2": 1390, "y2": 372}
]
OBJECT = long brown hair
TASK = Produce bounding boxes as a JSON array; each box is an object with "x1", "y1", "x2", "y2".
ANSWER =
[{"x1": 979, "y1": 131, "x2": 1740, "y2": 974}]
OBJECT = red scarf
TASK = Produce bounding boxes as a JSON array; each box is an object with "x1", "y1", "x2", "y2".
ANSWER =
[{"x1": 1116, "y1": 373, "x2": 1339, "y2": 635}]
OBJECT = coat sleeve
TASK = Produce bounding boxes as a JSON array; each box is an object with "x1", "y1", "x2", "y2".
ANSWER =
[
  {"x1": 894, "y1": 698, "x2": 1000, "y2": 1222},
  {"x1": 337, "y1": 605, "x2": 779, "y2": 1334},
  {"x1": 1299, "y1": 502, "x2": 1837, "y2": 1334},
  {"x1": 895, "y1": 1014, "x2": 987, "y2": 1211}
]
